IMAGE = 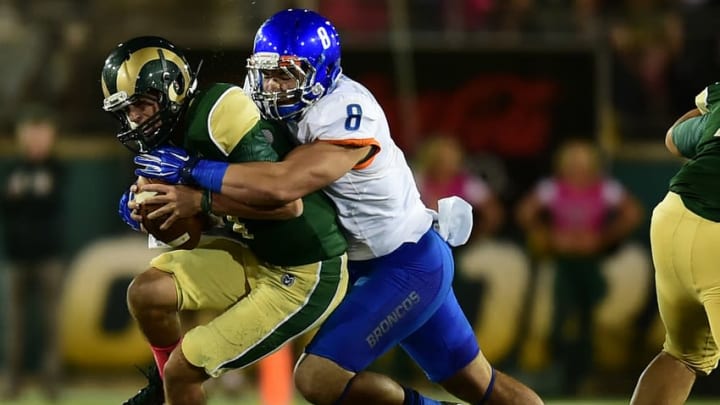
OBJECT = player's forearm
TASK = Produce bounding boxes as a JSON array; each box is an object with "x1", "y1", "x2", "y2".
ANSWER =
[
  {"x1": 190, "y1": 143, "x2": 365, "y2": 205},
  {"x1": 218, "y1": 161, "x2": 322, "y2": 205},
  {"x1": 188, "y1": 159, "x2": 306, "y2": 205},
  {"x1": 212, "y1": 192, "x2": 303, "y2": 219}
]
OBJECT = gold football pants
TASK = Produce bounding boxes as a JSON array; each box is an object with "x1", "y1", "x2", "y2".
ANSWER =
[
  {"x1": 149, "y1": 239, "x2": 347, "y2": 377},
  {"x1": 651, "y1": 192, "x2": 720, "y2": 374}
]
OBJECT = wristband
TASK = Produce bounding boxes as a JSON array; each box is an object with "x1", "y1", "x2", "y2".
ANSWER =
[
  {"x1": 200, "y1": 189, "x2": 213, "y2": 214},
  {"x1": 190, "y1": 160, "x2": 229, "y2": 193}
]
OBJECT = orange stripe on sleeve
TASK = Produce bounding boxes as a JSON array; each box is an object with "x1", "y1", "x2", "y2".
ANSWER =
[{"x1": 320, "y1": 138, "x2": 381, "y2": 170}]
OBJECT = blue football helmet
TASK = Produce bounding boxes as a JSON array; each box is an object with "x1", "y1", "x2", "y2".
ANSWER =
[{"x1": 246, "y1": 9, "x2": 342, "y2": 120}]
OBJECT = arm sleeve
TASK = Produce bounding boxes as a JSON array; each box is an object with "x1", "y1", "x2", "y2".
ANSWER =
[{"x1": 672, "y1": 115, "x2": 707, "y2": 159}]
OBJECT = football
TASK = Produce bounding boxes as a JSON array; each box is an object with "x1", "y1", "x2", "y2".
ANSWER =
[{"x1": 134, "y1": 177, "x2": 205, "y2": 250}]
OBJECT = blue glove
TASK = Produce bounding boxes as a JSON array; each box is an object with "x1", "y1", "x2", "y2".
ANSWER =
[
  {"x1": 118, "y1": 189, "x2": 141, "y2": 231},
  {"x1": 134, "y1": 145, "x2": 198, "y2": 185},
  {"x1": 134, "y1": 145, "x2": 229, "y2": 192}
]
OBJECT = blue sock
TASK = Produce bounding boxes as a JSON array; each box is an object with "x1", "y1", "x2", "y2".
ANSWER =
[{"x1": 402, "y1": 386, "x2": 444, "y2": 405}]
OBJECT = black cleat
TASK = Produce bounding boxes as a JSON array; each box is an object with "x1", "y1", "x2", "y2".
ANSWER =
[{"x1": 123, "y1": 364, "x2": 164, "y2": 405}]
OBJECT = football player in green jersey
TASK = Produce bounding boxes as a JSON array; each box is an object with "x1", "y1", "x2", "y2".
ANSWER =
[
  {"x1": 102, "y1": 36, "x2": 348, "y2": 405},
  {"x1": 630, "y1": 82, "x2": 720, "y2": 405}
]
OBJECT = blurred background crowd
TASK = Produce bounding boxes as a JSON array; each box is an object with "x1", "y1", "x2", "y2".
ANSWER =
[{"x1": 1, "y1": 0, "x2": 719, "y2": 402}]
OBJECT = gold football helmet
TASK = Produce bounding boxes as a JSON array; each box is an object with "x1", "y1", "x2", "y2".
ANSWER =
[{"x1": 101, "y1": 36, "x2": 198, "y2": 153}]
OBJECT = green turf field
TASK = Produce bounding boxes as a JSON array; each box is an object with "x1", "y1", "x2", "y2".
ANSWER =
[
  {"x1": 1, "y1": 377, "x2": 717, "y2": 405},
  {"x1": 1, "y1": 387, "x2": 719, "y2": 405}
]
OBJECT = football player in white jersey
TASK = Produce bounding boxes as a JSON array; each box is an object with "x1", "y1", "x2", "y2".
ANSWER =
[{"x1": 134, "y1": 8, "x2": 543, "y2": 405}]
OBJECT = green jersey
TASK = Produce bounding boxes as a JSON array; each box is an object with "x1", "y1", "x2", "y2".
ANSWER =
[
  {"x1": 182, "y1": 83, "x2": 347, "y2": 265},
  {"x1": 669, "y1": 82, "x2": 720, "y2": 222}
]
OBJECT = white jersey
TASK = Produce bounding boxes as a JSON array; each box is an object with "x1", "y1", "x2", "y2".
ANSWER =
[{"x1": 293, "y1": 75, "x2": 433, "y2": 260}]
